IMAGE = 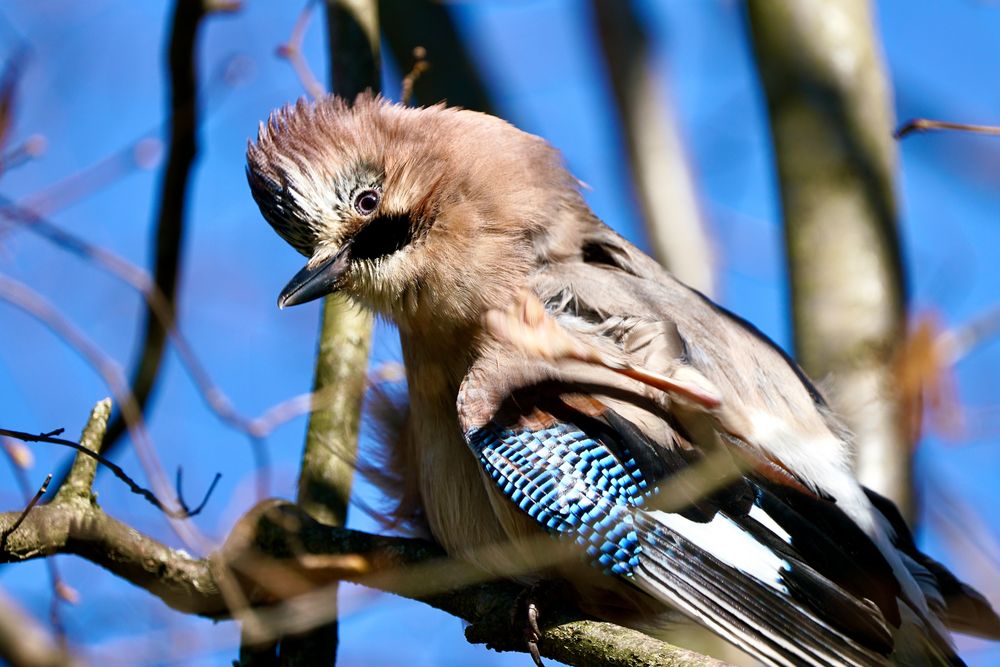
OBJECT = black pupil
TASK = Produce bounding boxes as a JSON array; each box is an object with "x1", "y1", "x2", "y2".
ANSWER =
[{"x1": 355, "y1": 190, "x2": 379, "y2": 215}]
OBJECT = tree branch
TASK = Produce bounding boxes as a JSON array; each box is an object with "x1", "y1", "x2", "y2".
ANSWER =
[
  {"x1": 260, "y1": 2, "x2": 381, "y2": 664},
  {"x1": 747, "y1": 0, "x2": 911, "y2": 517},
  {"x1": 54, "y1": 399, "x2": 110, "y2": 502},
  {"x1": 0, "y1": 497, "x2": 723, "y2": 666},
  {"x1": 0, "y1": 591, "x2": 78, "y2": 667},
  {"x1": 592, "y1": 0, "x2": 715, "y2": 297}
]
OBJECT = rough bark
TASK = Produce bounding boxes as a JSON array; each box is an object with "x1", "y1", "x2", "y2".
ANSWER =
[
  {"x1": 1, "y1": 496, "x2": 724, "y2": 667},
  {"x1": 747, "y1": 0, "x2": 911, "y2": 517},
  {"x1": 3, "y1": 396, "x2": 726, "y2": 665}
]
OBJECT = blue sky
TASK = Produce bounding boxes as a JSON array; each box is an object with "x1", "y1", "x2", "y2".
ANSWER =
[{"x1": 0, "y1": 1, "x2": 998, "y2": 665}]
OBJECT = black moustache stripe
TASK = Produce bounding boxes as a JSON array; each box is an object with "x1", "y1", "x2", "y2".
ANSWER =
[{"x1": 350, "y1": 213, "x2": 416, "y2": 262}]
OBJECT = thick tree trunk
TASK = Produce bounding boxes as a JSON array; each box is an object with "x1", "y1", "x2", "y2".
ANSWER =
[{"x1": 748, "y1": 0, "x2": 912, "y2": 519}]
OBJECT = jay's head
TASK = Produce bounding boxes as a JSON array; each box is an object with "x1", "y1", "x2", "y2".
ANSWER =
[{"x1": 246, "y1": 94, "x2": 590, "y2": 330}]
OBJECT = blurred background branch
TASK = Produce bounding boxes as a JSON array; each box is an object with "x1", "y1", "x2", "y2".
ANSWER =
[
  {"x1": 261, "y1": 1, "x2": 380, "y2": 665},
  {"x1": 379, "y1": 0, "x2": 493, "y2": 112},
  {"x1": 748, "y1": 0, "x2": 912, "y2": 518},
  {"x1": 0, "y1": 590, "x2": 78, "y2": 667},
  {"x1": 592, "y1": 0, "x2": 715, "y2": 297},
  {"x1": 97, "y1": 0, "x2": 210, "y2": 463}
]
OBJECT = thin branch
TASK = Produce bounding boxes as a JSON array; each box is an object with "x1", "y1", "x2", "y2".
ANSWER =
[
  {"x1": 0, "y1": 428, "x2": 217, "y2": 519},
  {"x1": 54, "y1": 399, "x2": 111, "y2": 503},
  {"x1": 399, "y1": 46, "x2": 428, "y2": 107},
  {"x1": 378, "y1": 0, "x2": 493, "y2": 112},
  {"x1": 938, "y1": 304, "x2": 1000, "y2": 364},
  {"x1": 895, "y1": 118, "x2": 1000, "y2": 139},
  {"x1": 0, "y1": 473, "x2": 50, "y2": 547},
  {"x1": 0, "y1": 398, "x2": 265, "y2": 657},
  {"x1": 0, "y1": 200, "x2": 273, "y2": 497},
  {"x1": 3, "y1": 439, "x2": 74, "y2": 648},
  {"x1": 0, "y1": 134, "x2": 45, "y2": 172},
  {"x1": 0, "y1": 276, "x2": 225, "y2": 557},
  {"x1": 175, "y1": 468, "x2": 223, "y2": 517},
  {"x1": 0, "y1": 52, "x2": 250, "y2": 225},
  {"x1": 277, "y1": 1, "x2": 326, "y2": 98},
  {"x1": 1, "y1": 198, "x2": 361, "y2": 443}
]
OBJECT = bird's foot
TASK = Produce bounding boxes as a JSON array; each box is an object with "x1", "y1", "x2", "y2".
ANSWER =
[{"x1": 512, "y1": 580, "x2": 571, "y2": 667}]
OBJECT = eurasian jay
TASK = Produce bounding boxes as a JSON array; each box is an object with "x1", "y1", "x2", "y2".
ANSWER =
[{"x1": 246, "y1": 94, "x2": 999, "y2": 666}]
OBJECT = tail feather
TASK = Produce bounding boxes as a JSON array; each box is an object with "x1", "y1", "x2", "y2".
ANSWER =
[
  {"x1": 865, "y1": 488, "x2": 1000, "y2": 640},
  {"x1": 916, "y1": 554, "x2": 1000, "y2": 640}
]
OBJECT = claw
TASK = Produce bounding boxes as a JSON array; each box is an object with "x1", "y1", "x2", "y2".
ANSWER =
[
  {"x1": 513, "y1": 584, "x2": 547, "y2": 667},
  {"x1": 525, "y1": 600, "x2": 544, "y2": 667}
]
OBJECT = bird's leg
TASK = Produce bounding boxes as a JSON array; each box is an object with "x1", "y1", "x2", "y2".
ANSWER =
[{"x1": 512, "y1": 580, "x2": 567, "y2": 667}]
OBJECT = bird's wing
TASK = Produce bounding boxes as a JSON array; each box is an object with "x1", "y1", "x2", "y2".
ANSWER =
[
  {"x1": 539, "y1": 227, "x2": 993, "y2": 652},
  {"x1": 457, "y1": 345, "x2": 900, "y2": 667}
]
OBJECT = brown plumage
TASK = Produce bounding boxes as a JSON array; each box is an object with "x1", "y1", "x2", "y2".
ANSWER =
[{"x1": 247, "y1": 94, "x2": 999, "y2": 666}]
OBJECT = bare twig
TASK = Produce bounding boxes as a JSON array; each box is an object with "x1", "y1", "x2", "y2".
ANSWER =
[
  {"x1": 0, "y1": 52, "x2": 249, "y2": 225},
  {"x1": 0, "y1": 473, "x2": 51, "y2": 547},
  {"x1": 0, "y1": 202, "x2": 272, "y2": 497},
  {"x1": 379, "y1": 0, "x2": 493, "y2": 112},
  {"x1": 175, "y1": 468, "x2": 223, "y2": 517},
  {"x1": 0, "y1": 275, "x2": 222, "y2": 544},
  {"x1": 277, "y1": 1, "x2": 326, "y2": 99},
  {"x1": 895, "y1": 118, "x2": 1000, "y2": 139},
  {"x1": 54, "y1": 399, "x2": 111, "y2": 503},
  {"x1": 0, "y1": 134, "x2": 45, "y2": 172},
  {"x1": 0, "y1": 195, "x2": 407, "y2": 506},
  {"x1": 938, "y1": 304, "x2": 1000, "y2": 364},
  {"x1": 0, "y1": 399, "x2": 260, "y2": 644},
  {"x1": 1, "y1": 197, "x2": 393, "y2": 444},
  {"x1": 399, "y1": 46, "x2": 429, "y2": 106},
  {"x1": 0, "y1": 428, "x2": 216, "y2": 519},
  {"x1": 12, "y1": 139, "x2": 161, "y2": 218},
  {"x1": 1, "y1": 444, "x2": 72, "y2": 648}
]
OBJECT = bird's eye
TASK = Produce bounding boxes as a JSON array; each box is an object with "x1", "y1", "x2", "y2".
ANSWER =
[{"x1": 353, "y1": 189, "x2": 380, "y2": 216}]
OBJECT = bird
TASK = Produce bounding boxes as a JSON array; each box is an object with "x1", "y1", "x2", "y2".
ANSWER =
[{"x1": 246, "y1": 93, "x2": 1000, "y2": 666}]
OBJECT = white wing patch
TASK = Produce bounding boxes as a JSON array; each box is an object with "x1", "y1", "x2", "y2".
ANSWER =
[
  {"x1": 647, "y1": 509, "x2": 790, "y2": 593},
  {"x1": 749, "y1": 503, "x2": 793, "y2": 544}
]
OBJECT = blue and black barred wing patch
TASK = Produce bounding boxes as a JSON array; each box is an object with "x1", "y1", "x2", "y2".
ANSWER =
[
  {"x1": 465, "y1": 420, "x2": 651, "y2": 576},
  {"x1": 464, "y1": 418, "x2": 895, "y2": 667}
]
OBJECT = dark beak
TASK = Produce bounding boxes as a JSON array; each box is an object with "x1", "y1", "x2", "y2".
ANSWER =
[{"x1": 277, "y1": 241, "x2": 352, "y2": 309}]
